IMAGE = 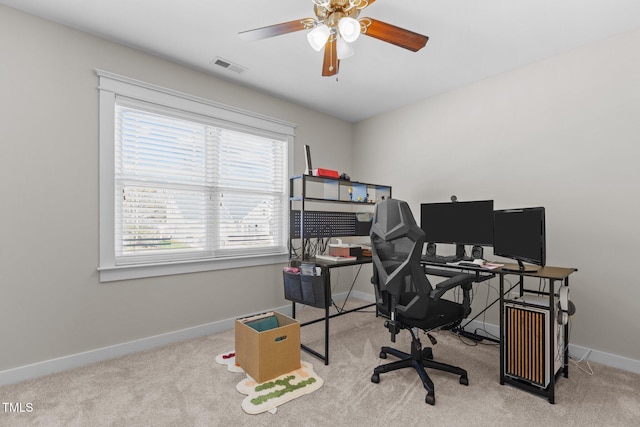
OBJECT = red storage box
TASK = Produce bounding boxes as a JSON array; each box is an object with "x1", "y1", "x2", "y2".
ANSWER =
[{"x1": 312, "y1": 168, "x2": 339, "y2": 179}]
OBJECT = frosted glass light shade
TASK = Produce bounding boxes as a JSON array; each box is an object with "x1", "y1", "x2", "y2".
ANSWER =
[
  {"x1": 307, "y1": 24, "x2": 331, "y2": 51},
  {"x1": 337, "y1": 38, "x2": 354, "y2": 60},
  {"x1": 338, "y1": 17, "x2": 360, "y2": 43}
]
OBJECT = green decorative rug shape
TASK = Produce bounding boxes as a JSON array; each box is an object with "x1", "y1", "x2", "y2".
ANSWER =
[
  {"x1": 216, "y1": 352, "x2": 323, "y2": 415},
  {"x1": 236, "y1": 361, "x2": 323, "y2": 415}
]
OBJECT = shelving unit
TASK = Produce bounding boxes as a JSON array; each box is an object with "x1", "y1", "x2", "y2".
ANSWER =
[
  {"x1": 288, "y1": 174, "x2": 391, "y2": 261},
  {"x1": 285, "y1": 174, "x2": 391, "y2": 365}
]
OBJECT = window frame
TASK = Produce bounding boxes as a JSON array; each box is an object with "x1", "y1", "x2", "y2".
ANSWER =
[{"x1": 97, "y1": 70, "x2": 295, "y2": 282}]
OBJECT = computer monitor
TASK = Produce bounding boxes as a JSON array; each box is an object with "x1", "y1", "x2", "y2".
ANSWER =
[
  {"x1": 493, "y1": 207, "x2": 546, "y2": 272},
  {"x1": 420, "y1": 200, "x2": 494, "y2": 259}
]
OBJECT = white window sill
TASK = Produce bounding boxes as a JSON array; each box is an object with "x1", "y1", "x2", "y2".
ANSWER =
[{"x1": 99, "y1": 253, "x2": 289, "y2": 282}]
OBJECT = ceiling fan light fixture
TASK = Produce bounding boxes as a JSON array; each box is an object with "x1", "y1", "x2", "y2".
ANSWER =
[
  {"x1": 307, "y1": 23, "x2": 331, "y2": 51},
  {"x1": 239, "y1": 0, "x2": 429, "y2": 76},
  {"x1": 338, "y1": 17, "x2": 360, "y2": 43},
  {"x1": 337, "y1": 38, "x2": 354, "y2": 60}
]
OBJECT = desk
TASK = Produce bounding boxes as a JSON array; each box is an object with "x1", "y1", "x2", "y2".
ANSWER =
[
  {"x1": 497, "y1": 264, "x2": 578, "y2": 404},
  {"x1": 289, "y1": 258, "x2": 491, "y2": 365},
  {"x1": 421, "y1": 261, "x2": 578, "y2": 403},
  {"x1": 287, "y1": 256, "x2": 375, "y2": 365}
]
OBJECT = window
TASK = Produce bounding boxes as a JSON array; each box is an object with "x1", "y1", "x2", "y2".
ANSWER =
[{"x1": 98, "y1": 71, "x2": 295, "y2": 281}]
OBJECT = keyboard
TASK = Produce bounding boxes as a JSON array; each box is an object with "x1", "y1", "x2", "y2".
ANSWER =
[
  {"x1": 421, "y1": 255, "x2": 457, "y2": 264},
  {"x1": 457, "y1": 261, "x2": 483, "y2": 268}
]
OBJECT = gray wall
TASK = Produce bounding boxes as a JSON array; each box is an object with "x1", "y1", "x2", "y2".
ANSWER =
[
  {"x1": 0, "y1": 6, "x2": 353, "y2": 372},
  {"x1": 352, "y1": 28, "x2": 640, "y2": 362}
]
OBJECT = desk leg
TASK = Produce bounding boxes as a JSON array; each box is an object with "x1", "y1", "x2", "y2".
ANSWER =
[
  {"x1": 499, "y1": 274, "x2": 505, "y2": 385},
  {"x1": 548, "y1": 279, "x2": 556, "y2": 404},
  {"x1": 301, "y1": 270, "x2": 330, "y2": 365},
  {"x1": 324, "y1": 305, "x2": 330, "y2": 365},
  {"x1": 563, "y1": 277, "x2": 570, "y2": 379},
  {"x1": 323, "y1": 270, "x2": 330, "y2": 365}
]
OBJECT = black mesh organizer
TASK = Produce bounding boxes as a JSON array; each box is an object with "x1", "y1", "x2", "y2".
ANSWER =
[{"x1": 283, "y1": 271, "x2": 328, "y2": 309}]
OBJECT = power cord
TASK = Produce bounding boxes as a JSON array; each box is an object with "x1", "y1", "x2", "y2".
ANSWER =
[{"x1": 570, "y1": 349, "x2": 594, "y2": 375}]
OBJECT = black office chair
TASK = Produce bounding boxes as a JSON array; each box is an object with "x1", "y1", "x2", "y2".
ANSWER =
[{"x1": 369, "y1": 198, "x2": 475, "y2": 405}]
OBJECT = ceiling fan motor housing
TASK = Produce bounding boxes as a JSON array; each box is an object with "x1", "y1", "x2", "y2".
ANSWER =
[{"x1": 314, "y1": 0, "x2": 363, "y2": 24}]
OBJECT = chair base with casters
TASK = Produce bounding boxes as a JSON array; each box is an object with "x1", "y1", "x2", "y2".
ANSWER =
[{"x1": 371, "y1": 327, "x2": 468, "y2": 406}]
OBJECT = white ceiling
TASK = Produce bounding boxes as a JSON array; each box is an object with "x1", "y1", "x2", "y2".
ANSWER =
[{"x1": 2, "y1": 0, "x2": 639, "y2": 122}]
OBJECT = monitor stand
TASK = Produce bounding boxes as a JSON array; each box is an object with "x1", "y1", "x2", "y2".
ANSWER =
[
  {"x1": 501, "y1": 259, "x2": 539, "y2": 273},
  {"x1": 455, "y1": 244, "x2": 469, "y2": 262}
]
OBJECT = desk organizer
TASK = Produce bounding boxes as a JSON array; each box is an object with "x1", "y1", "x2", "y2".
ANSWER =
[{"x1": 283, "y1": 271, "x2": 328, "y2": 309}]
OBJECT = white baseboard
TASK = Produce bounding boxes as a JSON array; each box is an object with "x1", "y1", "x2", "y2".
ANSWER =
[
  {"x1": 0, "y1": 304, "x2": 292, "y2": 387},
  {"x1": 568, "y1": 343, "x2": 640, "y2": 374},
  {"x1": 2, "y1": 297, "x2": 638, "y2": 386}
]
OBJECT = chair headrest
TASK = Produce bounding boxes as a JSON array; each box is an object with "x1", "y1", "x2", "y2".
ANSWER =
[{"x1": 371, "y1": 199, "x2": 424, "y2": 242}]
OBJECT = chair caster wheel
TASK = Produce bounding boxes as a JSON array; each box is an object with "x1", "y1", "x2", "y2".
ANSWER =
[
  {"x1": 460, "y1": 376, "x2": 469, "y2": 386},
  {"x1": 379, "y1": 351, "x2": 387, "y2": 359},
  {"x1": 425, "y1": 393, "x2": 435, "y2": 405},
  {"x1": 371, "y1": 373, "x2": 380, "y2": 384}
]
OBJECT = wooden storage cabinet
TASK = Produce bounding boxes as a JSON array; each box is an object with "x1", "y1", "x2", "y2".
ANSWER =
[{"x1": 497, "y1": 266, "x2": 577, "y2": 404}]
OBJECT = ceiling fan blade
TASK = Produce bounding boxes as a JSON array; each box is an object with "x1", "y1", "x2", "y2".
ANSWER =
[
  {"x1": 322, "y1": 38, "x2": 339, "y2": 76},
  {"x1": 239, "y1": 19, "x2": 312, "y2": 41},
  {"x1": 360, "y1": 18, "x2": 428, "y2": 52}
]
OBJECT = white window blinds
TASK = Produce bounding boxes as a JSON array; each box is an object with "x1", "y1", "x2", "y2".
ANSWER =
[{"x1": 114, "y1": 102, "x2": 288, "y2": 266}]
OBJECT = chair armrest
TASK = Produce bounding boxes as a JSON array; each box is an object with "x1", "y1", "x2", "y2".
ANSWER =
[{"x1": 429, "y1": 273, "x2": 475, "y2": 301}]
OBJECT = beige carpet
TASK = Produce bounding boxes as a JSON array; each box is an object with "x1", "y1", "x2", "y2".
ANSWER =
[{"x1": 1, "y1": 300, "x2": 640, "y2": 426}]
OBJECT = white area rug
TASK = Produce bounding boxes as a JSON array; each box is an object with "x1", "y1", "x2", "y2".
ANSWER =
[{"x1": 215, "y1": 351, "x2": 323, "y2": 415}]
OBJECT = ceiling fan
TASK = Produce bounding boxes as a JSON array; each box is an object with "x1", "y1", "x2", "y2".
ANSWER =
[{"x1": 239, "y1": 0, "x2": 428, "y2": 76}]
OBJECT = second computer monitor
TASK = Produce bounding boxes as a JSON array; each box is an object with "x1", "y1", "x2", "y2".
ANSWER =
[
  {"x1": 420, "y1": 200, "x2": 494, "y2": 247},
  {"x1": 493, "y1": 207, "x2": 546, "y2": 271}
]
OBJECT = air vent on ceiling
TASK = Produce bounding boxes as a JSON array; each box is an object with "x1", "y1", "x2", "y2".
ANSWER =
[{"x1": 212, "y1": 57, "x2": 246, "y2": 74}]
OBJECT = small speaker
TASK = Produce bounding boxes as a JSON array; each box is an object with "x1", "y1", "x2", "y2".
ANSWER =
[
  {"x1": 426, "y1": 242, "x2": 437, "y2": 256},
  {"x1": 471, "y1": 245, "x2": 483, "y2": 259}
]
